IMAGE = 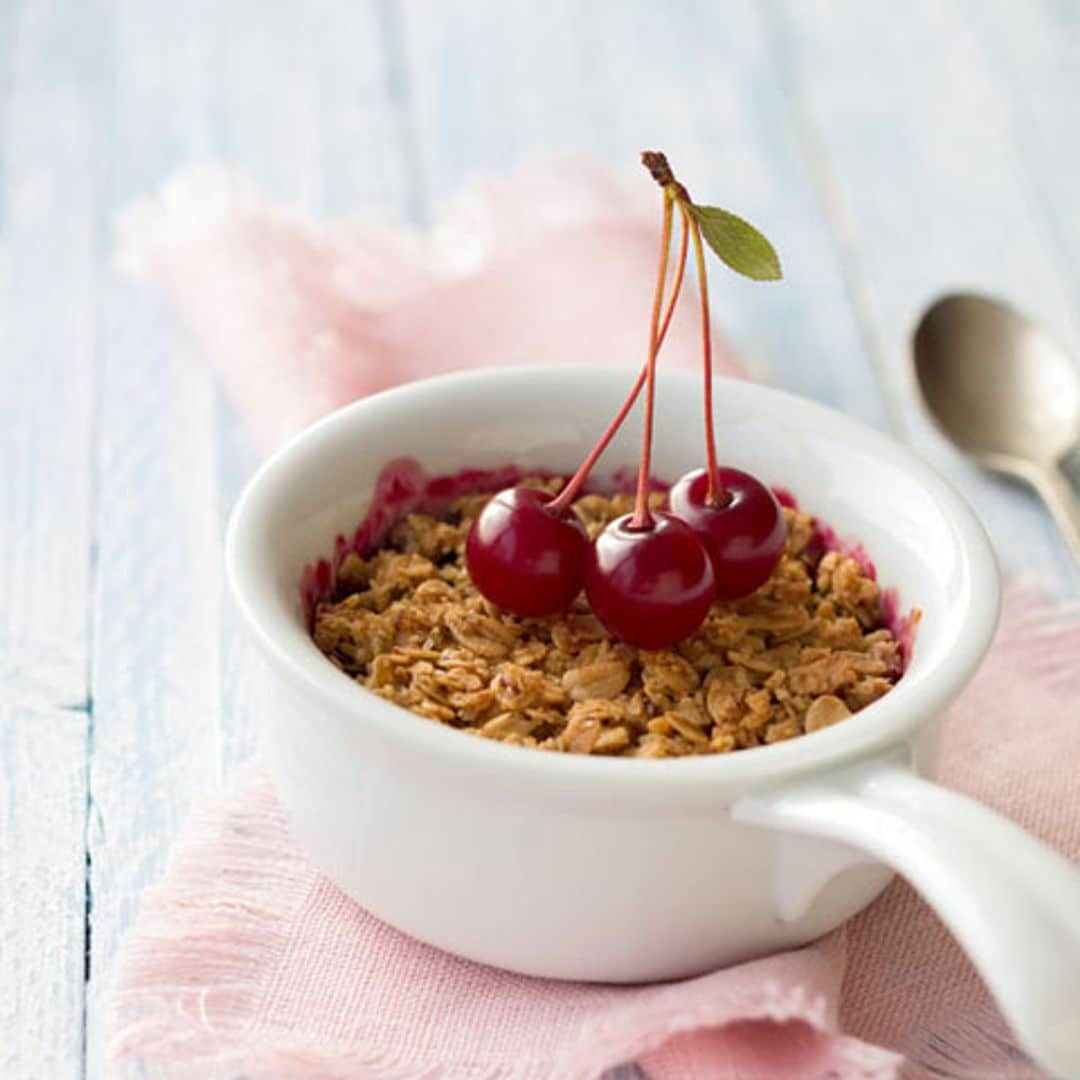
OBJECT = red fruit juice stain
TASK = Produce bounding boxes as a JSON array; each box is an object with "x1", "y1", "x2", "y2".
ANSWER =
[
  {"x1": 772, "y1": 487, "x2": 919, "y2": 672},
  {"x1": 811, "y1": 519, "x2": 877, "y2": 581},
  {"x1": 881, "y1": 587, "x2": 922, "y2": 671},
  {"x1": 300, "y1": 459, "x2": 541, "y2": 626}
]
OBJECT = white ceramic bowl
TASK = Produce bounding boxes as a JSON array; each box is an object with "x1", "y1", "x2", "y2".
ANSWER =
[{"x1": 228, "y1": 367, "x2": 1080, "y2": 1076}]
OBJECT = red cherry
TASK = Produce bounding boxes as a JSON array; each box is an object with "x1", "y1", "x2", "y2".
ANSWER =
[
  {"x1": 465, "y1": 487, "x2": 588, "y2": 617},
  {"x1": 584, "y1": 512, "x2": 716, "y2": 649},
  {"x1": 669, "y1": 467, "x2": 785, "y2": 600}
]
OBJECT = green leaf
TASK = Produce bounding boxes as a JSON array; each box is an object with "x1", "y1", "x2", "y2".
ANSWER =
[{"x1": 686, "y1": 204, "x2": 782, "y2": 281}]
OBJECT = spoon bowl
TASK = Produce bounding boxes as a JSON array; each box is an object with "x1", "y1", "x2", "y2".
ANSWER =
[{"x1": 913, "y1": 292, "x2": 1080, "y2": 559}]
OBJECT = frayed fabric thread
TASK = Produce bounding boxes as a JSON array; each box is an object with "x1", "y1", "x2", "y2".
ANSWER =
[
  {"x1": 105, "y1": 769, "x2": 896, "y2": 1078},
  {"x1": 104, "y1": 777, "x2": 899, "y2": 1079}
]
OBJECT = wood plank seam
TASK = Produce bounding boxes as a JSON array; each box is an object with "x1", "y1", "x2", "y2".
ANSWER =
[
  {"x1": 961, "y1": 0, "x2": 1080, "y2": 337},
  {"x1": 374, "y1": 0, "x2": 430, "y2": 224},
  {"x1": 756, "y1": 0, "x2": 906, "y2": 441}
]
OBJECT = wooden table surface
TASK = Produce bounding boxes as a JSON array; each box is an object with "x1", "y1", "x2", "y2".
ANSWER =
[{"x1": 3, "y1": 1, "x2": 1079, "y2": 1075}]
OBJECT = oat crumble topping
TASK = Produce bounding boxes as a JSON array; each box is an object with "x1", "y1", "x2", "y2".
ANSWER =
[{"x1": 312, "y1": 479, "x2": 901, "y2": 758}]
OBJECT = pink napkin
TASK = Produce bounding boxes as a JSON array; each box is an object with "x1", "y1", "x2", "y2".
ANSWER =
[
  {"x1": 109, "y1": 162, "x2": 1079, "y2": 1079},
  {"x1": 117, "y1": 159, "x2": 730, "y2": 451}
]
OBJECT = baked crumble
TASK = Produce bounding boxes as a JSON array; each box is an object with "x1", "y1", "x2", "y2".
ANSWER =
[{"x1": 312, "y1": 479, "x2": 901, "y2": 758}]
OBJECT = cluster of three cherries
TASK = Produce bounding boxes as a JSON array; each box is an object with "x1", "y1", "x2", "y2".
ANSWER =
[
  {"x1": 466, "y1": 151, "x2": 785, "y2": 651},
  {"x1": 466, "y1": 466, "x2": 784, "y2": 651}
]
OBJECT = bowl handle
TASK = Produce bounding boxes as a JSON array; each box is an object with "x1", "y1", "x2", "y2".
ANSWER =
[{"x1": 732, "y1": 750, "x2": 1080, "y2": 1078}]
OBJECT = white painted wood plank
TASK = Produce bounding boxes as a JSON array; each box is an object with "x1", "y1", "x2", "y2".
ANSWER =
[
  {"x1": 86, "y1": 3, "x2": 418, "y2": 1075},
  {"x1": 0, "y1": 707, "x2": 87, "y2": 1080},
  {"x1": 85, "y1": 5, "x2": 224, "y2": 1074},
  {"x1": 210, "y1": 0, "x2": 421, "y2": 221},
  {"x1": 962, "y1": 0, "x2": 1080, "y2": 317},
  {"x1": 766, "y1": 0, "x2": 1080, "y2": 596},
  {"x1": 398, "y1": 0, "x2": 890, "y2": 428},
  {"x1": 0, "y1": 0, "x2": 99, "y2": 1072},
  {"x1": 0, "y1": 0, "x2": 21, "y2": 152},
  {"x1": 216, "y1": 397, "x2": 262, "y2": 776},
  {"x1": 0, "y1": 0, "x2": 102, "y2": 707}
]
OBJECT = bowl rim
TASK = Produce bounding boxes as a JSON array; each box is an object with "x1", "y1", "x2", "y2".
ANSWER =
[{"x1": 226, "y1": 365, "x2": 1001, "y2": 795}]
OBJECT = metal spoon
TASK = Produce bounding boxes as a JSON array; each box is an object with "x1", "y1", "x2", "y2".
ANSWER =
[{"x1": 913, "y1": 292, "x2": 1080, "y2": 561}]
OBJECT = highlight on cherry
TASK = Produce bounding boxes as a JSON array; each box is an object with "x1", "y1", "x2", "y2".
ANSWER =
[{"x1": 465, "y1": 151, "x2": 784, "y2": 648}]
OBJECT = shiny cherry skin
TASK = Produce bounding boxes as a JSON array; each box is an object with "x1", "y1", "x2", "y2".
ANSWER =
[
  {"x1": 584, "y1": 512, "x2": 716, "y2": 649},
  {"x1": 465, "y1": 487, "x2": 588, "y2": 617},
  {"x1": 669, "y1": 467, "x2": 786, "y2": 600}
]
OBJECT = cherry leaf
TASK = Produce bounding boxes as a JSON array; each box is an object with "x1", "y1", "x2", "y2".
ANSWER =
[{"x1": 686, "y1": 204, "x2": 782, "y2": 281}]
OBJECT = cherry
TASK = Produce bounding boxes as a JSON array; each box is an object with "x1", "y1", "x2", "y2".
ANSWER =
[
  {"x1": 585, "y1": 513, "x2": 715, "y2": 649},
  {"x1": 669, "y1": 466, "x2": 785, "y2": 599},
  {"x1": 465, "y1": 487, "x2": 587, "y2": 617}
]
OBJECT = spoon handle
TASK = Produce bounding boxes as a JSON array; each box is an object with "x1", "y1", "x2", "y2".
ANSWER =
[{"x1": 1032, "y1": 463, "x2": 1080, "y2": 563}]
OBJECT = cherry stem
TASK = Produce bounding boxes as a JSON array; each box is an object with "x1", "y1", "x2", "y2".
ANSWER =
[
  {"x1": 684, "y1": 203, "x2": 722, "y2": 505},
  {"x1": 548, "y1": 202, "x2": 689, "y2": 515},
  {"x1": 630, "y1": 189, "x2": 676, "y2": 530}
]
